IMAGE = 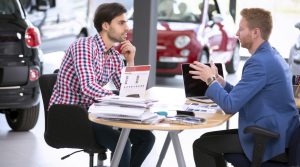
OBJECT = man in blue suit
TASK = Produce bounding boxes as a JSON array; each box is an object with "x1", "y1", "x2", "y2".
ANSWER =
[{"x1": 190, "y1": 8, "x2": 300, "y2": 167}]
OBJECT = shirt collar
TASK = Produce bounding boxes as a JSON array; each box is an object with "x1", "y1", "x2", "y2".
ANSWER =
[
  {"x1": 94, "y1": 34, "x2": 116, "y2": 55},
  {"x1": 253, "y1": 41, "x2": 271, "y2": 55}
]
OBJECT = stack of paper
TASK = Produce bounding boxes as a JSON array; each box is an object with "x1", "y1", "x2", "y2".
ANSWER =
[
  {"x1": 90, "y1": 96, "x2": 159, "y2": 123},
  {"x1": 95, "y1": 96, "x2": 157, "y2": 108}
]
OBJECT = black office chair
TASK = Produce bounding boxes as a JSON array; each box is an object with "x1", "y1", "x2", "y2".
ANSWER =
[
  {"x1": 39, "y1": 73, "x2": 107, "y2": 167},
  {"x1": 224, "y1": 125, "x2": 300, "y2": 167}
]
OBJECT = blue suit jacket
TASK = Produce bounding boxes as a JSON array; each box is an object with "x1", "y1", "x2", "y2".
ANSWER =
[{"x1": 206, "y1": 41, "x2": 299, "y2": 162}]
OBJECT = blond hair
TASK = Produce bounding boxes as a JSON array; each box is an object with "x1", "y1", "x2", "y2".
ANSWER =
[{"x1": 241, "y1": 8, "x2": 273, "y2": 40}]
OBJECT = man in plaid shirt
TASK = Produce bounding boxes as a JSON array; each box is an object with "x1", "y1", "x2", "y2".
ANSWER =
[{"x1": 49, "y1": 3, "x2": 155, "y2": 167}]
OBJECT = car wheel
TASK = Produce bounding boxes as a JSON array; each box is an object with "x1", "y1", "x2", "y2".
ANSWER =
[
  {"x1": 199, "y1": 50, "x2": 209, "y2": 63},
  {"x1": 5, "y1": 104, "x2": 40, "y2": 131},
  {"x1": 225, "y1": 44, "x2": 240, "y2": 74}
]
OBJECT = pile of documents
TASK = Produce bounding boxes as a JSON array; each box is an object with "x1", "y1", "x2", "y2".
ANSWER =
[
  {"x1": 89, "y1": 96, "x2": 160, "y2": 124},
  {"x1": 95, "y1": 96, "x2": 156, "y2": 108}
]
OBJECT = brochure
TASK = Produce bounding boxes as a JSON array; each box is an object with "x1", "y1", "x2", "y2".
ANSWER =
[
  {"x1": 165, "y1": 115, "x2": 206, "y2": 125},
  {"x1": 119, "y1": 65, "x2": 151, "y2": 98},
  {"x1": 176, "y1": 102, "x2": 221, "y2": 117}
]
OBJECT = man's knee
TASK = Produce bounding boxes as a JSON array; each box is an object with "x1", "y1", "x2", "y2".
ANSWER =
[
  {"x1": 193, "y1": 134, "x2": 213, "y2": 154},
  {"x1": 145, "y1": 132, "x2": 155, "y2": 150}
]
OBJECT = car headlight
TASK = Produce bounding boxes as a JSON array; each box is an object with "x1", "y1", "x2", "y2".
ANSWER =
[{"x1": 174, "y1": 35, "x2": 191, "y2": 49}]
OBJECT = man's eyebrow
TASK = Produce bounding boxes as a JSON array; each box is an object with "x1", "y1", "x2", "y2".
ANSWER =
[{"x1": 118, "y1": 20, "x2": 127, "y2": 23}]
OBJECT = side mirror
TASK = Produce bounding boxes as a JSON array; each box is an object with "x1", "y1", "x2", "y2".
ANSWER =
[{"x1": 35, "y1": 0, "x2": 55, "y2": 11}]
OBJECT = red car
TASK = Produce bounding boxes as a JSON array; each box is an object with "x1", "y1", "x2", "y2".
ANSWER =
[{"x1": 126, "y1": 0, "x2": 239, "y2": 76}]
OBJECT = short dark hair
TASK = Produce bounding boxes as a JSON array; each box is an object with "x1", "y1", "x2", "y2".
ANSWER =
[
  {"x1": 93, "y1": 3, "x2": 127, "y2": 33},
  {"x1": 240, "y1": 8, "x2": 273, "y2": 40}
]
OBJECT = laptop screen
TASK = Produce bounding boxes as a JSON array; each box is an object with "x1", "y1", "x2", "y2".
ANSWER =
[{"x1": 181, "y1": 63, "x2": 224, "y2": 98}]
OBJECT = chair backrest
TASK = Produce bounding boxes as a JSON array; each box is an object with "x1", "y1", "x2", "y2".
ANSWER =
[
  {"x1": 39, "y1": 74, "x2": 57, "y2": 112},
  {"x1": 39, "y1": 74, "x2": 57, "y2": 131},
  {"x1": 39, "y1": 74, "x2": 107, "y2": 164},
  {"x1": 39, "y1": 73, "x2": 104, "y2": 150}
]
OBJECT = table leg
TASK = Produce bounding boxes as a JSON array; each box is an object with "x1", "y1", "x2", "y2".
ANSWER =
[
  {"x1": 226, "y1": 120, "x2": 230, "y2": 130},
  {"x1": 156, "y1": 133, "x2": 171, "y2": 167},
  {"x1": 170, "y1": 131, "x2": 186, "y2": 167},
  {"x1": 110, "y1": 128, "x2": 131, "y2": 167}
]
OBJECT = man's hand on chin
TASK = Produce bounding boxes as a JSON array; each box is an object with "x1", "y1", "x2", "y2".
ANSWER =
[{"x1": 120, "y1": 40, "x2": 136, "y2": 66}]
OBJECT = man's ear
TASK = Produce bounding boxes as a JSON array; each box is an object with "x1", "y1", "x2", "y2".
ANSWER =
[
  {"x1": 253, "y1": 28, "x2": 261, "y2": 39},
  {"x1": 102, "y1": 22, "x2": 110, "y2": 31}
]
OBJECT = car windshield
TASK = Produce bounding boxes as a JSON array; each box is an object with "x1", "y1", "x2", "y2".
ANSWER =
[
  {"x1": 0, "y1": 0, "x2": 22, "y2": 17},
  {"x1": 158, "y1": 0, "x2": 205, "y2": 23}
]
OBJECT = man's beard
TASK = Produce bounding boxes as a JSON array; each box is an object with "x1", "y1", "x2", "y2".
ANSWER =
[
  {"x1": 107, "y1": 29, "x2": 125, "y2": 43},
  {"x1": 240, "y1": 37, "x2": 252, "y2": 50}
]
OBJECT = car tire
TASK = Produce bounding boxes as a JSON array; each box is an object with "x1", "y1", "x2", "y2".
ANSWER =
[
  {"x1": 225, "y1": 44, "x2": 240, "y2": 74},
  {"x1": 199, "y1": 50, "x2": 209, "y2": 63},
  {"x1": 5, "y1": 104, "x2": 40, "y2": 131}
]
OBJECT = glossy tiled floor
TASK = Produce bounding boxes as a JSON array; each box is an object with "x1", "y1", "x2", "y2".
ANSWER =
[{"x1": 0, "y1": 103, "x2": 238, "y2": 167}]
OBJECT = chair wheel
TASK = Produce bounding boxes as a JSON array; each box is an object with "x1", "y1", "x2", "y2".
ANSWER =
[{"x1": 98, "y1": 152, "x2": 107, "y2": 161}]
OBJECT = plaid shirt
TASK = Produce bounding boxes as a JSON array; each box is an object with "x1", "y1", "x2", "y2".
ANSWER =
[{"x1": 49, "y1": 34, "x2": 124, "y2": 109}]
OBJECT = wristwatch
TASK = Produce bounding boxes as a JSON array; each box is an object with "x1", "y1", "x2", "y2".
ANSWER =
[{"x1": 206, "y1": 76, "x2": 216, "y2": 86}]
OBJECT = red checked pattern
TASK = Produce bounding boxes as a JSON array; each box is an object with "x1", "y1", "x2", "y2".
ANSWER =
[{"x1": 49, "y1": 34, "x2": 124, "y2": 109}]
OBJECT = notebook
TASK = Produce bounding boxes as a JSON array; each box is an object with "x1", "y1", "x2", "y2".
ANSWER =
[
  {"x1": 119, "y1": 65, "x2": 151, "y2": 98},
  {"x1": 181, "y1": 63, "x2": 224, "y2": 102}
]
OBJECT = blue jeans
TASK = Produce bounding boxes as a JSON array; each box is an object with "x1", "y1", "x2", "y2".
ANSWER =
[{"x1": 92, "y1": 122, "x2": 155, "y2": 167}]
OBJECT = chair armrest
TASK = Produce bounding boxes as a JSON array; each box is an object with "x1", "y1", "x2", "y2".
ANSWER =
[
  {"x1": 244, "y1": 125, "x2": 280, "y2": 167},
  {"x1": 244, "y1": 125, "x2": 279, "y2": 138}
]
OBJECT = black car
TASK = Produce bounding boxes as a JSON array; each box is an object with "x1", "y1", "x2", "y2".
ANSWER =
[{"x1": 0, "y1": 0, "x2": 54, "y2": 131}]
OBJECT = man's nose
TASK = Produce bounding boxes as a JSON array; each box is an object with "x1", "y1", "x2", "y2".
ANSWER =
[
  {"x1": 235, "y1": 31, "x2": 239, "y2": 37},
  {"x1": 125, "y1": 24, "x2": 129, "y2": 31}
]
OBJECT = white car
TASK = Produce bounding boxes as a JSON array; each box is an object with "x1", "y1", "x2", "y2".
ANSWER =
[{"x1": 289, "y1": 22, "x2": 300, "y2": 77}]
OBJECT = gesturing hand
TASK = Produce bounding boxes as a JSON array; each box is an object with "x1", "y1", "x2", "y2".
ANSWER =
[
  {"x1": 210, "y1": 61, "x2": 219, "y2": 77},
  {"x1": 189, "y1": 61, "x2": 215, "y2": 82}
]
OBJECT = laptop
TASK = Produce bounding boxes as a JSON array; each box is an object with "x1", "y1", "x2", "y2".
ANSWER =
[{"x1": 181, "y1": 63, "x2": 224, "y2": 102}]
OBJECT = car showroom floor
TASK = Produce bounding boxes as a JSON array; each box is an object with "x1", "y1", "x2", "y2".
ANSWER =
[{"x1": 0, "y1": 57, "x2": 243, "y2": 167}]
